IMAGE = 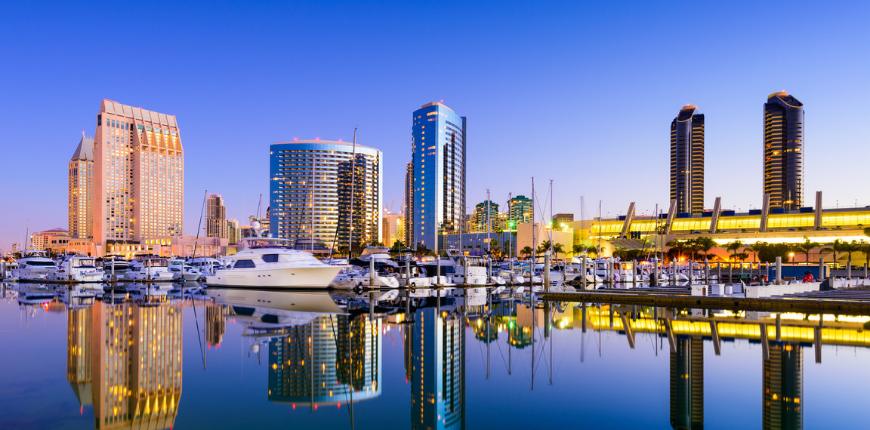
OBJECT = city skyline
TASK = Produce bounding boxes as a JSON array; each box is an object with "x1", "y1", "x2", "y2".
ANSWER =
[{"x1": 1, "y1": 1, "x2": 868, "y2": 250}]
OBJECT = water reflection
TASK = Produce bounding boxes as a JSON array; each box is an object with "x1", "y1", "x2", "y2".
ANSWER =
[{"x1": 409, "y1": 307, "x2": 464, "y2": 430}]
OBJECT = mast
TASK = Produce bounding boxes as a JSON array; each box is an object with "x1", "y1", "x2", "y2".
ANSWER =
[
  {"x1": 531, "y1": 178, "x2": 536, "y2": 265},
  {"x1": 549, "y1": 180, "x2": 554, "y2": 257},
  {"x1": 348, "y1": 128, "x2": 357, "y2": 257}
]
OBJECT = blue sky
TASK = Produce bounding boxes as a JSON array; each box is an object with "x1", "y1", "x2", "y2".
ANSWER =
[{"x1": 0, "y1": 0, "x2": 868, "y2": 249}]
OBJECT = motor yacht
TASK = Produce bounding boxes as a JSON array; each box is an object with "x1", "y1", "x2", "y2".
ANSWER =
[
  {"x1": 206, "y1": 288, "x2": 343, "y2": 330},
  {"x1": 121, "y1": 257, "x2": 175, "y2": 282},
  {"x1": 168, "y1": 258, "x2": 202, "y2": 281},
  {"x1": 205, "y1": 236, "x2": 343, "y2": 288},
  {"x1": 49, "y1": 255, "x2": 103, "y2": 283},
  {"x1": 10, "y1": 250, "x2": 58, "y2": 282}
]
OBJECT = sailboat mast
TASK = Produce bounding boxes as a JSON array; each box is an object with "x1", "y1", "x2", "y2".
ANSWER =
[
  {"x1": 549, "y1": 180, "x2": 554, "y2": 256},
  {"x1": 531, "y1": 178, "x2": 536, "y2": 264},
  {"x1": 348, "y1": 128, "x2": 357, "y2": 257}
]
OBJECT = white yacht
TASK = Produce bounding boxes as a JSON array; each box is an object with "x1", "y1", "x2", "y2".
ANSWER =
[
  {"x1": 10, "y1": 250, "x2": 58, "y2": 282},
  {"x1": 122, "y1": 257, "x2": 175, "y2": 282},
  {"x1": 206, "y1": 288, "x2": 343, "y2": 329},
  {"x1": 168, "y1": 258, "x2": 202, "y2": 281},
  {"x1": 205, "y1": 237, "x2": 343, "y2": 289},
  {"x1": 189, "y1": 257, "x2": 224, "y2": 276},
  {"x1": 49, "y1": 255, "x2": 103, "y2": 283}
]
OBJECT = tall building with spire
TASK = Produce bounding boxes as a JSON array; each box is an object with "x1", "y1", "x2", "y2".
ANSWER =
[
  {"x1": 92, "y1": 100, "x2": 184, "y2": 255},
  {"x1": 206, "y1": 194, "x2": 227, "y2": 238},
  {"x1": 69, "y1": 134, "x2": 95, "y2": 239},
  {"x1": 670, "y1": 105, "x2": 705, "y2": 215},
  {"x1": 410, "y1": 102, "x2": 466, "y2": 252},
  {"x1": 764, "y1": 91, "x2": 805, "y2": 210}
]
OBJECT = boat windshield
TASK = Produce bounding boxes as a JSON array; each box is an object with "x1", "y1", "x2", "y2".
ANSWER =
[
  {"x1": 360, "y1": 246, "x2": 390, "y2": 257},
  {"x1": 71, "y1": 259, "x2": 96, "y2": 268},
  {"x1": 24, "y1": 261, "x2": 56, "y2": 266}
]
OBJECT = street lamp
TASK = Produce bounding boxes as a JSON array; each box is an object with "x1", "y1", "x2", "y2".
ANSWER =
[{"x1": 789, "y1": 252, "x2": 795, "y2": 263}]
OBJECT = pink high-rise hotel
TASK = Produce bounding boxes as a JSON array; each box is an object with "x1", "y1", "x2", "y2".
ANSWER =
[{"x1": 92, "y1": 100, "x2": 184, "y2": 255}]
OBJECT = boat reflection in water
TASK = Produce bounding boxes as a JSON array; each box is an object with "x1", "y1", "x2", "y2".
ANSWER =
[{"x1": 66, "y1": 296, "x2": 183, "y2": 430}]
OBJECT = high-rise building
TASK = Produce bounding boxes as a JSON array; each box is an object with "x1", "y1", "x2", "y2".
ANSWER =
[
  {"x1": 471, "y1": 200, "x2": 499, "y2": 233},
  {"x1": 270, "y1": 140, "x2": 382, "y2": 252},
  {"x1": 404, "y1": 162, "x2": 414, "y2": 247},
  {"x1": 764, "y1": 92, "x2": 805, "y2": 210},
  {"x1": 381, "y1": 212, "x2": 403, "y2": 247},
  {"x1": 206, "y1": 194, "x2": 228, "y2": 238},
  {"x1": 69, "y1": 134, "x2": 95, "y2": 240},
  {"x1": 93, "y1": 100, "x2": 184, "y2": 255},
  {"x1": 226, "y1": 219, "x2": 240, "y2": 245},
  {"x1": 763, "y1": 343, "x2": 803, "y2": 430},
  {"x1": 670, "y1": 336, "x2": 704, "y2": 429},
  {"x1": 670, "y1": 105, "x2": 705, "y2": 215},
  {"x1": 410, "y1": 102, "x2": 466, "y2": 252},
  {"x1": 509, "y1": 195, "x2": 533, "y2": 226}
]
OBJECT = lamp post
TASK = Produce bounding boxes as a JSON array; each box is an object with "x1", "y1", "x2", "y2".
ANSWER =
[{"x1": 789, "y1": 252, "x2": 795, "y2": 264}]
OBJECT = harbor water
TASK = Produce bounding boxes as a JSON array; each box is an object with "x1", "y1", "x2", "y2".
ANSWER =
[{"x1": 1, "y1": 282, "x2": 868, "y2": 429}]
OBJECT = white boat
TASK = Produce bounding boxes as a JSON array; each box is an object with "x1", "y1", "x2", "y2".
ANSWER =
[
  {"x1": 10, "y1": 250, "x2": 58, "y2": 282},
  {"x1": 330, "y1": 267, "x2": 400, "y2": 289},
  {"x1": 168, "y1": 258, "x2": 202, "y2": 281},
  {"x1": 206, "y1": 288, "x2": 343, "y2": 329},
  {"x1": 122, "y1": 257, "x2": 175, "y2": 282},
  {"x1": 205, "y1": 237, "x2": 343, "y2": 289},
  {"x1": 49, "y1": 255, "x2": 103, "y2": 283},
  {"x1": 189, "y1": 257, "x2": 224, "y2": 276},
  {"x1": 445, "y1": 250, "x2": 488, "y2": 285}
]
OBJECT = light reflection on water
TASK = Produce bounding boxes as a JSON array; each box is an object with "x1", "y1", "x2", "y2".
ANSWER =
[{"x1": 0, "y1": 282, "x2": 868, "y2": 429}]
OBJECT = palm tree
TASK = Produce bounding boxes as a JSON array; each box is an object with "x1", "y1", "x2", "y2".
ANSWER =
[
  {"x1": 666, "y1": 239, "x2": 688, "y2": 261},
  {"x1": 520, "y1": 246, "x2": 533, "y2": 258},
  {"x1": 858, "y1": 242, "x2": 870, "y2": 271},
  {"x1": 572, "y1": 244, "x2": 585, "y2": 257},
  {"x1": 726, "y1": 240, "x2": 743, "y2": 261},
  {"x1": 552, "y1": 243, "x2": 565, "y2": 258},
  {"x1": 537, "y1": 240, "x2": 552, "y2": 255},
  {"x1": 795, "y1": 238, "x2": 820, "y2": 264},
  {"x1": 694, "y1": 237, "x2": 717, "y2": 260},
  {"x1": 734, "y1": 252, "x2": 749, "y2": 262},
  {"x1": 747, "y1": 242, "x2": 766, "y2": 263},
  {"x1": 829, "y1": 239, "x2": 850, "y2": 266}
]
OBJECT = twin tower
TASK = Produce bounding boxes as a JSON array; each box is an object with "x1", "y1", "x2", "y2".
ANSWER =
[{"x1": 670, "y1": 91, "x2": 805, "y2": 215}]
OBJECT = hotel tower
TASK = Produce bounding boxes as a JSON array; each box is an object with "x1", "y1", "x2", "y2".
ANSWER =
[
  {"x1": 270, "y1": 140, "x2": 382, "y2": 252},
  {"x1": 408, "y1": 102, "x2": 466, "y2": 252},
  {"x1": 69, "y1": 134, "x2": 95, "y2": 239},
  {"x1": 763, "y1": 92, "x2": 805, "y2": 210},
  {"x1": 93, "y1": 100, "x2": 183, "y2": 255},
  {"x1": 206, "y1": 194, "x2": 228, "y2": 239},
  {"x1": 670, "y1": 105, "x2": 705, "y2": 215}
]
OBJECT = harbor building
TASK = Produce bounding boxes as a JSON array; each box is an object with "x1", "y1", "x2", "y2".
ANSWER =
[
  {"x1": 92, "y1": 100, "x2": 184, "y2": 256},
  {"x1": 409, "y1": 102, "x2": 466, "y2": 252},
  {"x1": 206, "y1": 194, "x2": 228, "y2": 239},
  {"x1": 670, "y1": 105, "x2": 705, "y2": 216},
  {"x1": 69, "y1": 133, "x2": 95, "y2": 240},
  {"x1": 30, "y1": 228, "x2": 69, "y2": 253},
  {"x1": 509, "y1": 195, "x2": 533, "y2": 225},
  {"x1": 471, "y1": 200, "x2": 499, "y2": 233},
  {"x1": 764, "y1": 92, "x2": 805, "y2": 210},
  {"x1": 268, "y1": 315, "x2": 381, "y2": 407},
  {"x1": 270, "y1": 140, "x2": 382, "y2": 253}
]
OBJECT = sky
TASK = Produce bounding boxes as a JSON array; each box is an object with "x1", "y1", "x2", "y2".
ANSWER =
[{"x1": 0, "y1": 0, "x2": 868, "y2": 250}]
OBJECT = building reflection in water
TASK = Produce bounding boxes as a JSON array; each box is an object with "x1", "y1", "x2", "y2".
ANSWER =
[
  {"x1": 67, "y1": 300, "x2": 183, "y2": 430},
  {"x1": 268, "y1": 314, "x2": 382, "y2": 408},
  {"x1": 670, "y1": 336, "x2": 704, "y2": 430},
  {"x1": 205, "y1": 301, "x2": 227, "y2": 347},
  {"x1": 764, "y1": 343, "x2": 802, "y2": 430},
  {"x1": 409, "y1": 307, "x2": 465, "y2": 430}
]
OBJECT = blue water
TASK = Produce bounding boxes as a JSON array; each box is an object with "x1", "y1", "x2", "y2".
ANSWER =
[{"x1": 1, "y1": 283, "x2": 868, "y2": 429}]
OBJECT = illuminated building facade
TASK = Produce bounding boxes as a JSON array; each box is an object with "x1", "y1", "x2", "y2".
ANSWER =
[
  {"x1": 30, "y1": 228, "x2": 69, "y2": 252},
  {"x1": 404, "y1": 162, "x2": 414, "y2": 247},
  {"x1": 206, "y1": 194, "x2": 228, "y2": 239},
  {"x1": 410, "y1": 102, "x2": 466, "y2": 252},
  {"x1": 93, "y1": 100, "x2": 184, "y2": 255},
  {"x1": 763, "y1": 344, "x2": 803, "y2": 430},
  {"x1": 764, "y1": 92, "x2": 805, "y2": 210},
  {"x1": 227, "y1": 219, "x2": 240, "y2": 245},
  {"x1": 69, "y1": 134, "x2": 95, "y2": 240},
  {"x1": 205, "y1": 302, "x2": 227, "y2": 347},
  {"x1": 411, "y1": 307, "x2": 464, "y2": 430},
  {"x1": 670, "y1": 336, "x2": 704, "y2": 430},
  {"x1": 381, "y1": 212, "x2": 403, "y2": 247},
  {"x1": 92, "y1": 301, "x2": 183, "y2": 430},
  {"x1": 471, "y1": 201, "x2": 499, "y2": 233},
  {"x1": 670, "y1": 105, "x2": 705, "y2": 215},
  {"x1": 509, "y1": 195, "x2": 533, "y2": 226},
  {"x1": 270, "y1": 140, "x2": 382, "y2": 252},
  {"x1": 268, "y1": 315, "x2": 381, "y2": 407}
]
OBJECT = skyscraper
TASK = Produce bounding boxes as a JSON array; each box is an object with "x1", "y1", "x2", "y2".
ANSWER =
[
  {"x1": 206, "y1": 194, "x2": 228, "y2": 238},
  {"x1": 69, "y1": 134, "x2": 94, "y2": 240},
  {"x1": 508, "y1": 195, "x2": 533, "y2": 226},
  {"x1": 410, "y1": 102, "x2": 466, "y2": 252},
  {"x1": 226, "y1": 219, "x2": 240, "y2": 245},
  {"x1": 471, "y1": 200, "x2": 499, "y2": 233},
  {"x1": 93, "y1": 100, "x2": 184, "y2": 255},
  {"x1": 764, "y1": 92, "x2": 805, "y2": 210},
  {"x1": 270, "y1": 140, "x2": 382, "y2": 252},
  {"x1": 404, "y1": 162, "x2": 414, "y2": 247},
  {"x1": 670, "y1": 105, "x2": 705, "y2": 215}
]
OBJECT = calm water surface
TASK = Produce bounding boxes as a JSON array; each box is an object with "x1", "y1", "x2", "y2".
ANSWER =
[{"x1": 1, "y1": 282, "x2": 868, "y2": 429}]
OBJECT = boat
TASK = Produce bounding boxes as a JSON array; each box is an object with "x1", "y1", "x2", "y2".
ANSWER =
[
  {"x1": 121, "y1": 256, "x2": 174, "y2": 282},
  {"x1": 206, "y1": 288, "x2": 343, "y2": 330},
  {"x1": 99, "y1": 256, "x2": 130, "y2": 280},
  {"x1": 204, "y1": 236, "x2": 343, "y2": 289},
  {"x1": 168, "y1": 258, "x2": 202, "y2": 281},
  {"x1": 189, "y1": 257, "x2": 224, "y2": 276},
  {"x1": 49, "y1": 255, "x2": 103, "y2": 283},
  {"x1": 10, "y1": 250, "x2": 58, "y2": 282}
]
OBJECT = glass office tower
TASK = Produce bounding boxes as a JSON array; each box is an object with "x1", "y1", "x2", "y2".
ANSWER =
[
  {"x1": 764, "y1": 92, "x2": 805, "y2": 210},
  {"x1": 409, "y1": 102, "x2": 466, "y2": 252},
  {"x1": 670, "y1": 105, "x2": 705, "y2": 215}
]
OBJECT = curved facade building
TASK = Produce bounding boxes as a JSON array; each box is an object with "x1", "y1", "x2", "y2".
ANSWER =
[
  {"x1": 670, "y1": 105, "x2": 705, "y2": 215},
  {"x1": 270, "y1": 140, "x2": 382, "y2": 252},
  {"x1": 764, "y1": 92, "x2": 805, "y2": 210}
]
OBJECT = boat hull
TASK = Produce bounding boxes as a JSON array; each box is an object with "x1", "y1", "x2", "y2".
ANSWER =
[{"x1": 205, "y1": 266, "x2": 342, "y2": 288}]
